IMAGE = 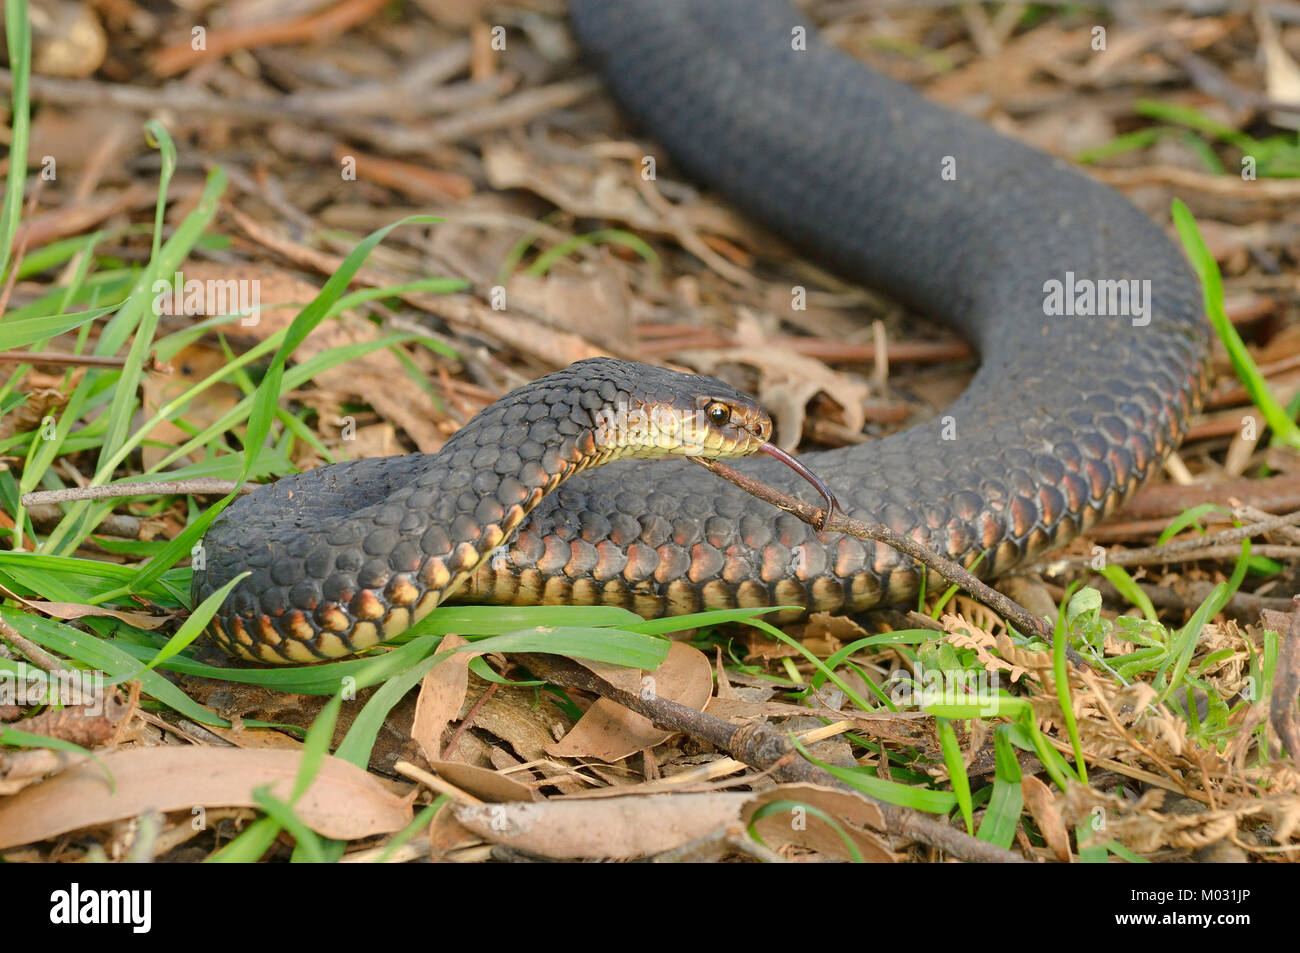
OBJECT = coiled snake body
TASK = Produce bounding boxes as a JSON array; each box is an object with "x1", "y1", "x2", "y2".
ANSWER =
[{"x1": 194, "y1": 0, "x2": 1210, "y2": 663}]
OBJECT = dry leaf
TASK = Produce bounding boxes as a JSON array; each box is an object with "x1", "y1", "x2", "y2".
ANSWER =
[
  {"x1": 545, "y1": 643, "x2": 713, "y2": 762},
  {"x1": 742, "y1": 783, "x2": 896, "y2": 862},
  {"x1": 19, "y1": 601, "x2": 170, "y2": 630},
  {"x1": 410, "y1": 633, "x2": 473, "y2": 763},
  {"x1": 454, "y1": 792, "x2": 750, "y2": 859},
  {"x1": 8, "y1": 693, "x2": 132, "y2": 751},
  {"x1": 141, "y1": 342, "x2": 240, "y2": 471},
  {"x1": 505, "y1": 270, "x2": 632, "y2": 352},
  {"x1": 426, "y1": 760, "x2": 538, "y2": 803},
  {"x1": 1021, "y1": 775, "x2": 1070, "y2": 862},
  {"x1": 0, "y1": 747, "x2": 413, "y2": 849}
]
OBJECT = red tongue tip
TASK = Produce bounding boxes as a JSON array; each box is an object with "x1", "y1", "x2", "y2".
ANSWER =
[{"x1": 757, "y1": 442, "x2": 839, "y2": 526}]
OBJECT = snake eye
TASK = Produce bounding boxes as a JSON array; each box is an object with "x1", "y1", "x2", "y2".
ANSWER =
[{"x1": 706, "y1": 402, "x2": 731, "y2": 427}]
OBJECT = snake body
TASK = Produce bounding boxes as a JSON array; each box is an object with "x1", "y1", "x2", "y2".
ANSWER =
[{"x1": 194, "y1": 0, "x2": 1210, "y2": 662}]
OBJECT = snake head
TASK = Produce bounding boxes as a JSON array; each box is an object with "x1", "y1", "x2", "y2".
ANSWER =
[
  {"x1": 682, "y1": 392, "x2": 773, "y2": 457},
  {"x1": 645, "y1": 375, "x2": 841, "y2": 526},
  {"x1": 603, "y1": 390, "x2": 769, "y2": 458},
  {"x1": 583, "y1": 359, "x2": 838, "y2": 524},
  {"x1": 588, "y1": 361, "x2": 771, "y2": 459}
]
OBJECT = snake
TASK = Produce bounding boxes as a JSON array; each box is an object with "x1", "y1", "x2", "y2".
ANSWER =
[{"x1": 193, "y1": 0, "x2": 1210, "y2": 663}]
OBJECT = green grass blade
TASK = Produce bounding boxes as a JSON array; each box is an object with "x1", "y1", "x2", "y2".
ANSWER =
[
  {"x1": 1157, "y1": 503, "x2": 1228, "y2": 546},
  {"x1": 112, "y1": 572, "x2": 248, "y2": 682},
  {"x1": 0, "y1": 0, "x2": 31, "y2": 283},
  {"x1": 975, "y1": 725, "x2": 1023, "y2": 848},
  {"x1": 1097, "y1": 565, "x2": 1157, "y2": 622},
  {"x1": 1053, "y1": 590, "x2": 1087, "y2": 783},
  {"x1": 460, "y1": 626, "x2": 670, "y2": 669},
  {"x1": 791, "y1": 735, "x2": 959, "y2": 813},
  {"x1": 748, "y1": 800, "x2": 864, "y2": 862},
  {"x1": 1173, "y1": 199, "x2": 1300, "y2": 447},
  {"x1": 935, "y1": 717, "x2": 974, "y2": 834}
]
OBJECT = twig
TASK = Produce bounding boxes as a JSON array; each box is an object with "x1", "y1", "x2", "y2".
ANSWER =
[
  {"x1": 516, "y1": 653, "x2": 1026, "y2": 863},
  {"x1": 152, "y1": 0, "x2": 390, "y2": 77},
  {"x1": 1090, "y1": 165, "x2": 1300, "y2": 199},
  {"x1": 0, "y1": 351, "x2": 129, "y2": 368},
  {"x1": 1232, "y1": 504, "x2": 1300, "y2": 544},
  {"x1": 24, "y1": 505, "x2": 156, "y2": 539},
  {"x1": 1110, "y1": 474, "x2": 1300, "y2": 525},
  {"x1": 1065, "y1": 544, "x2": 1300, "y2": 567},
  {"x1": 364, "y1": 77, "x2": 602, "y2": 153},
  {"x1": 393, "y1": 760, "x2": 484, "y2": 807},
  {"x1": 1058, "y1": 579, "x2": 1297, "y2": 617},
  {"x1": 1055, "y1": 506, "x2": 1300, "y2": 568},
  {"x1": 0, "y1": 615, "x2": 67, "y2": 675},
  {"x1": 20, "y1": 479, "x2": 252, "y2": 507},
  {"x1": 0, "y1": 67, "x2": 502, "y2": 123},
  {"x1": 691, "y1": 458, "x2": 1075, "y2": 656},
  {"x1": 1271, "y1": 598, "x2": 1300, "y2": 762}
]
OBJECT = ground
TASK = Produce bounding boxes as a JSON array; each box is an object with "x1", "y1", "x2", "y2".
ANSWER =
[{"x1": 0, "y1": 0, "x2": 1298, "y2": 866}]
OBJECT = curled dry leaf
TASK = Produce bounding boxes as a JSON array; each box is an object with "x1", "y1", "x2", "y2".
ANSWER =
[
  {"x1": 1021, "y1": 774, "x2": 1070, "y2": 863},
  {"x1": 8, "y1": 693, "x2": 131, "y2": 752},
  {"x1": 0, "y1": 747, "x2": 413, "y2": 849},
  {"x1": 455, "y1": 783, "x2": 896, "y2": 861},
  {"x1": 741, "y1": 783, "x2": 896, "y2": 863},
  {"x1": 18, "y1": 601, "x2": 170, "y2": 630},
  {"x1": 425, "y1": 760, "x2": 538, "y2": 804},
  {"x1": 410, "y1": 633, "x2": 473, "y2": 764},
  {"x1": 545, "y1": 642, "x2": 714, "y2": 762},
  {"x1": 454, "y1": 792, "x2": 751, "y2": 859}
]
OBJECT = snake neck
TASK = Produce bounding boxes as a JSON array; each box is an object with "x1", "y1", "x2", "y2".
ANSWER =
[
  {"x1": 204, "y1": 357, "x2": 769, "y2": 663},
  {"x1": 386, "y1": 359, "x2": 724, "y2": 610}
]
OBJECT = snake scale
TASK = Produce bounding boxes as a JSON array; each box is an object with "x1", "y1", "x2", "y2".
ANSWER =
[{"x1": 194, "y1": 0, "x2": 1210, "y2": 662}]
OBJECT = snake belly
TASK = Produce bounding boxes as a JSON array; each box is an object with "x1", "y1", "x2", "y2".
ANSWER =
[{"x1": 193, "y1": 0, "x2": 1210, "y2": 661}]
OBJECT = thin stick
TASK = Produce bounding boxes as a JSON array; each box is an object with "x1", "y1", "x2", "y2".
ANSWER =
[
  {"x1": 1053, "y1": 506, "x2": 1300, "y2": 568},
  {"x1": 691, "y1": 457, "x2": 1066, "y2": 653},
  {"x1": 393, "y1": 760, "x2": 484, "y2": 807},
  {"x1": 21, "y1": 479, "x2": 252, "y2": 507},
  {"x1": 1234, "y1": 504, "x2": 1300, "y2": 544},
  {"x1": 1271, "y1": 599, "x2": 1300, "y2": 762},
  {"x1": 1061, "y1": 544, "x2": 1300, "y2": 567},
  {"x1": 517, "y1": 653, "x2": 1026, "y2": 863},
  {"x1": 152, "y1": 0, "x2": 389, "y2": 76},
  {"x1": 0, "y1": 616, "x2": 68, "y2": 675}
]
